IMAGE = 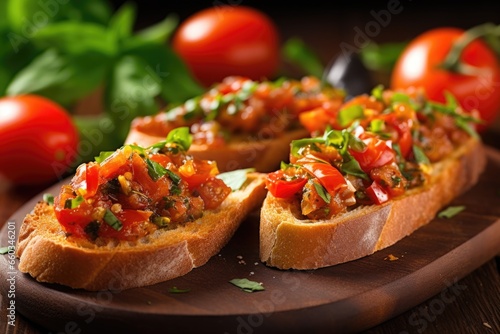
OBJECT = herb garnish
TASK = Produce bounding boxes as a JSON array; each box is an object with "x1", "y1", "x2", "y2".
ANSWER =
[
  {"x1": 103, "y1": 209, "x2": 123, "y2": 231},
  {"x1": 229, "y1": 278, "x2": 265, "y2": 293},
  {"x1": 438, "y1": 206, "x2": 466, "y2": 218},
  {"x1": 43, "y1": 193, "x2": 54, "y2": 206},
  {"x1": 216, "y1": 168, "x2": 255, "y2": 191},
  {"x1": 0, "y1": 246, "x2": 10, "y2": 255},
  {"x1": 169, "y1": 286, "x2": 190, "y2": 294}
]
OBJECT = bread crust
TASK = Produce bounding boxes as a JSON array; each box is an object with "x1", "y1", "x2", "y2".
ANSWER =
[
  {"x1": 16, "y1": 174, "x2": 268, "y2": 291},
  {"x1": 125, "y1": 127, "x2": 309, "y2": 172},
  {"x1": 260, "y1": 137, "x2": 487, "y2": 270}
]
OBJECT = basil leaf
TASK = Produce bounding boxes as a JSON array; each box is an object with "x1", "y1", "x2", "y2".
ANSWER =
[
  {"x1": 109, "y1": 2, "x2": 136, "y2": 41},
  {"x1": 0, "y1": 246, "x2": 10, "y2": 255},
  {"x1": 7, "y1": 0, "x2": 112, "y2": 32},
  {"x1": 33, "y1": 21, "x2": 117, "y2": 55},
  {"x1": 7, "y1": 48, "x2": 109, "y2": 107},
  {"x1": 136, "y1": 13, "x2": 179, "y2": 44},
  {"x1": 103, "y1": 209, "x2": 123, "y2": 231},
  {"x1": 122, "y1": 39, "x2": 204, "y2": 104},
  {"x1": 313, "y1": 182, "x2": 331, "y2": 203},
  {"x1": 217, "y1": 168, "x2": 255, "y2": 191},
  {"x1": 412, "y1": 145, "x2": 430, "y2": 165},
  {"x1": 341, "y1": 153, "x2": 369, "y2": 180},
  {"x1": 371, "y1": 84, "x2": 384, "y2": 101},
  {"x1": 165, "y1": 127, "x2": 192, "y2": 152},
  {"x1": 229, "y1": 278, "x2": 265, "y2": 293},
  {"x1": 338, "y1": 105, "x2": 364, "y2": 127},
  {"x1": 438, "y1": 206, "x2": 466, "y2": 219},
  {"x1": 105, "y1": 55, "x2": 161, "y2": 141},
  {"x1": 282, "y1": 37, "x2": 324, "y2": 78},
  {"x1": 146, "y1": 158, "x2": 167, "y2": 181}
]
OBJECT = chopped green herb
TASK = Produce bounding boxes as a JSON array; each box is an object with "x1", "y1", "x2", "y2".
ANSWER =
[
  {"x1": 146, "y1": 158, "x2": 167, "y2": 181},
  {"x1": 103, "y1": 209, "x2": 123, "y2": 231},
  {"x1": 165, "y1": 127, "x2": 192, "y2": 152},
  {"x1": 390, "y1": 92, "x2": 411, "y2": 104},
  {"x1": 438, "y1": 206, "x2": 466, "y2": 219},
  {"x1": 95, "y1": 151, "x2": 114, "y2": 163},
  {"x1": 165, "y1": 169, "x2": 182, "y2": 185},
  {"x1": 217, "y1": 168, "x2": 254, "y2": 191},
  {"x1": 371, "y1": 84, "x2": 384, "y2": 101},
  {"x1": 0, "y1": 246, "x2": 10, "y2": 255},
  {"x1": 338, "y1": 105, "x2": 364, "y2": 127},
  {"x1": 229, "y1": 278, "x2": 265, "y2": 293},
  {"x1": 412, "y1": 145, "x2": 430, "y2": 165},
  {"x1": 64, "y1": 195, "x2": 84, "y2": 209},
  {"x1": 169, "y1": 286, "x2": 190, "y2": 293},
  {"x1": 313, "y1": 182, "x2": 331, "y2": 203},
  {"x1": 43, "y1": 193, "x2": 54, "y2": 206}
]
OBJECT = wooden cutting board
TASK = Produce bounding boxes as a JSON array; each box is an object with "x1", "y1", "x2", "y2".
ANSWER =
[{"x1": 1, "y1": 148, "x2": 499, "y2": 334}]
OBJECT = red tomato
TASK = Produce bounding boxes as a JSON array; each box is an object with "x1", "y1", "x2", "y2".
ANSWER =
[
  {"x1": 349, "y1": 135, "x2": 395, "y2": 172},
  {"x1": 0, "y1": 95, "x2": 79, "y2": 186},
  {"x1": 299, "y1": 162, "x2": 346, "y2": 196},
  {"x1": 266, "y1": 170, "x2": 307, "y2": 198},
  {"x1": 365, "y1": 180, "x2": 389, "y2": 205},
  {"x1": 391, "y1": 27, "x2": 500, "y2": 130},
  {"x1": 172, "y1": 6, "x2": 280, "y2": 87}
]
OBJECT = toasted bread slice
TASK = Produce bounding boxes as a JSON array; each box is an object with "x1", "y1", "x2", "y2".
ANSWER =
[
  {"x1": 125, "y1": 127, "x2": 309, "y2": 172},
  {"x1": 260, "y1": 137, "x2": 486, "y2": 269},
  {"x1": 17, "y1": 173, "x2": 267, "y2": 291}
]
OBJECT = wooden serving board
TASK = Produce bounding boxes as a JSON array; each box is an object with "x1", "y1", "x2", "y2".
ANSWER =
[{"x1": 1, "y1": 148, "x2": 500, "y2": 334}]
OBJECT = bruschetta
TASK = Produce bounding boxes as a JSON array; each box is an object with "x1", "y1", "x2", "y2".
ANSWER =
[
  {"x1": 16, "y1": 128, "x2": 267, "y2": 290},
  {"x1": 260, "y1": 86, "x2": 487, "y2": 269},
  {"x1": 125, "y1": 75, "x2": 345, "y2": 172}
]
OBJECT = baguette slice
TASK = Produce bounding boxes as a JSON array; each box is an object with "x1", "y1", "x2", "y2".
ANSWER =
[
  {"x1": 260, "y1": 137, "x2": 486, "y2": 270},
  {"x1": 125, "y1": 126, "x2": 309, "y2": 172},
  {"x1": 17, "y1": 173, "x2": 267, "y2": 291}
]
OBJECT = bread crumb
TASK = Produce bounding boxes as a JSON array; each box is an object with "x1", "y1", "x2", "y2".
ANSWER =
[
  {"x1": 483, "y1": 322, "x2": 492, "y2": 329},
  {"x1": 238, "y1": 260, "x2": 246, "y2": 265},
  {"x1": 249, "y1": 271, "x2": 254, "y2": 276},
  {"x1": 254, "y1": 262, "x2": 259, "y2": 265},
  {"x1": 236, "y1": 255, "x2": 243, "y2": 259},
  {"x1": 385, "y1": 254, "x2": 399, "y2": 261}
]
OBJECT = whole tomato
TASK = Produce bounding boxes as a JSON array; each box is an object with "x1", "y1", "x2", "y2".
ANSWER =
[
  {"x1": 391, "y1": 27, "x2": 500, "y2": 130},
  {"x1": 172, "y1": 6, "x2": 280, "y2": 87},
  {"x1": 0, "y1": 95, "x2": 79, "y2": 186}
]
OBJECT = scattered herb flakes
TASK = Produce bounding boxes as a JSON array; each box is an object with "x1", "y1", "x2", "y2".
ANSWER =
[
  {"x1": 169, "y1": 287, "x2": 190, "y2": 294},
  {"x1": 0, "y1": 246, "x2": 10, "y2": 255},
  {"x1": 438, "y1": 206, "x2": 466, "y2": 219},
  {"x1": 229, "y1": 278, "x2": 265, "y2": 293}
]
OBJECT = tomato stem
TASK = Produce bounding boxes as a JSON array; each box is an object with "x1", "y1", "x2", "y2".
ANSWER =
[{"x1": 439, "y1": 22, "x2": 500, "y2": 75}]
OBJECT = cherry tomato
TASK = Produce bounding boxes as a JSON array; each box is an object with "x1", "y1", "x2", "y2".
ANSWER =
[
  {"x1": 0, "y1": 95, "x2": 79, "y2": 186},
  {"x1": 349, "y1": 135, "x2": 395, "y2": 172},
  {"x1": 391, "y1": 27, "x2": 500, "y2": 130},
  {"x1": 172, "y1": 6, "x2": 280, "y2": 87},
  {"x1": 265, "y1": 170, "x2": 307, "y2": 198}
]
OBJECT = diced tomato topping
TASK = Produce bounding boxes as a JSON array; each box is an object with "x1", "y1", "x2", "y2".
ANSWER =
[
  {"x1": 299, "y1": 162, "x2": 347, "y2": 196},
  {"x1": 365, "y1": 181, "x2": 389, "y2": 205},
  {"x1": 266, "y1": 169, "x2": 308, "y2": 198},
  {"x1": 349, "y1": 134, "x2": 395, "y2": 172}
]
